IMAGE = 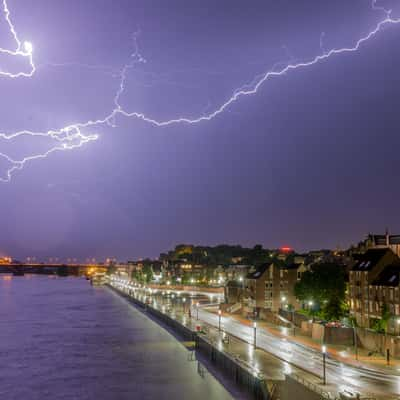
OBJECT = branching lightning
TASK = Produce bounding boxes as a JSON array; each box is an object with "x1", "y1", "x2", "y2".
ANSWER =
[{"x1": 0, "y1": 0, "x2": 399, "y2": 181}]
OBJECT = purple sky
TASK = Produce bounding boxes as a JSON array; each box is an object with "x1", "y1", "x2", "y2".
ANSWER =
[{"x1": 1, "y1": 0, "x2": 400, "y2": 261}]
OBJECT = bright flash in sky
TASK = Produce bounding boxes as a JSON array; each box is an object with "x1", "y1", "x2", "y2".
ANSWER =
[{"x1": 23, "y1": 41, "x2": 33, "y2": 55}]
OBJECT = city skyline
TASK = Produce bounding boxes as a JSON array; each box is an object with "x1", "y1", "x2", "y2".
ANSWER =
[{"x1": 1, "y1": 0, "x2": 400, "y2": 260}]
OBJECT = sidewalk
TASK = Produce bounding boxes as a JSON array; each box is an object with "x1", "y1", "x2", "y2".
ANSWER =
[{"x1": 207, "y1": 306, "x2": 400, "y2": 374}]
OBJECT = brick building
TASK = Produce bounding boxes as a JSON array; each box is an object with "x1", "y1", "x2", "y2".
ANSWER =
[
  {"x1": 349, "y1": 248, "x2": 400, "y2": 332},
  {"x1": 243, "y1": 262, "x2": 302, "y2": 315}
]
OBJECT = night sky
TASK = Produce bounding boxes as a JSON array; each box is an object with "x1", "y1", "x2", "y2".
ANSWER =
[{"x1": 1, "y1": 0, "x2": 400, "y2": 261}]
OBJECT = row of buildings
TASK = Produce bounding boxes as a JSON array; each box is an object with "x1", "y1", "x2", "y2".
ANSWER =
[
  {"x1": 121, "y1": 232, "x2": 400, "y2": 334},
  {"x1": 348, "y1": 233, "x2": 400, "y2": 334},
  {"x1": 237, "y1": 232, "x2": 400, "y2": 333}
]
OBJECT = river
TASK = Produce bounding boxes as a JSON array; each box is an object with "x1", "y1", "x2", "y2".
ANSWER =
[{"x1": 0, "y1": 275, "x2": 234, "y2": 399}]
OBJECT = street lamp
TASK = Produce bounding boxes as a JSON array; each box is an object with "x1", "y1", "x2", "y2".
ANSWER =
[
  {"x1": 281, "y1": 296, "x2": 287, "y2": 310},
  {"x1": 308, "y1": 300, "x2": 314, "y2": 320},
  {"x1": 352, "y1": 319, "x2": 358, "y2": 360},
  {"x1": 182, "y1": 297, "x2": 186, "y2": 315},
  {"x1": 196, "y1": 302, "x2": 200, "y2": 320},
  {"x1": 322, "y1": 345, "x2": 327, "y2": 385},
  {"x1": 253, "y1": 321, "x2": 257, "y2": 348},
  {"x1": 218, "y1": 309, "x2": 222, "y2": 332}
]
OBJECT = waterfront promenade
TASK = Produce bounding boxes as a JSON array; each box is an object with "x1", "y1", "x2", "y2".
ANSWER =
[{"x1": 111, "y1": 277, "x2": 400, "y2": 400}]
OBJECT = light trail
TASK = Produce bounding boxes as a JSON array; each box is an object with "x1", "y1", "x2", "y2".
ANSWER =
[{"x1": 0, "y1": 0, "x2": 399, "y2": 181}]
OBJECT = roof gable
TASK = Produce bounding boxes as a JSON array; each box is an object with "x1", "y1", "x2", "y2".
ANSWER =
[
  {"x1": 372, "y1": 264, "x2": 400, "y2": 286},
  {"x1": 352, "y1": 248, "x2": 394, "y2": 271},
  {"x1": 246, "y1": 263, "x2": 271, "y2": 279}
]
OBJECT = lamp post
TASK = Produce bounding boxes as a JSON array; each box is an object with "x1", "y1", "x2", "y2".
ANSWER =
[
  {"x1": 322, "y1": 345, "x2": 327, "y2": 385},
  {"x1": 308, "y1": 300, "x2": 314, "y2": 321},
  {"x1": 239, "y1": 276, "x2": 244, "y2": 288},
  {"x1": 218, "y1": 309, "x2": 222, "y2": 332},
  {"x1": 291, "y1": 308, "x2": 296, "y2": 336},
  {"x1": 352, "y1": 320, "x2": 358, "y2": 361},
  {"x1": 253, "y1": 321, "x2": 257, "y2": 348},
  {"x1": 196, "y1": 302, "x2": 200, "y2": 320},
  {"x1": 281, "y1": 296, "x2": 287, "y2": 311},
  {"x1": 182, "y1": 297, "x2": 186, "y2": 315}
]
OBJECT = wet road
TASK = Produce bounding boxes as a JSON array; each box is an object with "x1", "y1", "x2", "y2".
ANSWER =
[
  {"x1": 0, "y1": 275, "x2": 234, "y2": 400},
  {"x1": 196, "y1": 308, "x2": 400, "y2": 398}
]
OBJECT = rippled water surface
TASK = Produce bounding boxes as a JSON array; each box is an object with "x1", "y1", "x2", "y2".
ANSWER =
[{"x1": 0, "y1": 275, "x2": 233, "y2": 399}]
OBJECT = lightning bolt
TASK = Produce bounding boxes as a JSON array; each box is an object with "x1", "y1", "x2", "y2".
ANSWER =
[
  {"x1": 0, "y1": 0, "x2": 34, "y2": 78},
  {"x1": 0, "y1": 0, "x2": 399, "y2": 181}
]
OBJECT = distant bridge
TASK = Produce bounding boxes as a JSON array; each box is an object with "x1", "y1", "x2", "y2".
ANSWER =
[{"x1": 0, "y1": 263, "x2": 109, "y2": 276}]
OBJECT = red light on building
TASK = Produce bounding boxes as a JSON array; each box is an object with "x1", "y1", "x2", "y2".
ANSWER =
[{"x1": 280, "y1": 246, "x2": 293, "y2": 253}]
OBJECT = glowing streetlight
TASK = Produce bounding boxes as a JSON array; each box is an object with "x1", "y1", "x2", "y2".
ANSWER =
[{"x1": 322, "y1": 345, "x2": 327, "y2": 385}]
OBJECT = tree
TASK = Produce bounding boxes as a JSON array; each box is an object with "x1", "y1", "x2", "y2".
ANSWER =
[
  {"x1": 106, "y1": 265, "x2": 116, "y2": 276},
  {"x1": 323, "y1": 297, "x2": 347, "y2": 321},
  {"x1": 294, "y1": 262, "x2": 346, "y2": 319},
  {"x1": 381, "y1": 303, "x2": 391, "y2": 334},
  {"x1": 142, "y1": 264, "x2": 154, "y2": 284}
]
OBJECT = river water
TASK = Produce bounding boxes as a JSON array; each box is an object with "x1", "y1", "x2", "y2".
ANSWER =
[{"x1": 0, "y1": 275, "x2": 234, "y2": 400}]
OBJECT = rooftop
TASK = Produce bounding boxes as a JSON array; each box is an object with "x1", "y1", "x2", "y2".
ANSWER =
[
  {"x1": 246, "y1": 263, "x2": 270, "y2": 279},
  {"x1": 372, "y1": 265, "x2": 400, "y2": 287},
  {"x1": 352, "y1": 248, "x2": 392, "y2": 271}
]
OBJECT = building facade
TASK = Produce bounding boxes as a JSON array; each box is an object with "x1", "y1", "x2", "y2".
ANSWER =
[
  {"x1": 243, "y1": 262, "x2": 302, "y2": 315},
  {"x1": 348, "y1": 248, "x2": 400, "y2": 331}
]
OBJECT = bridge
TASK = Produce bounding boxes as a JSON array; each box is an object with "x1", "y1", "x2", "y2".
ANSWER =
[{"x1": 0, "y1": 263, "x2": 109, "y2": 276}]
